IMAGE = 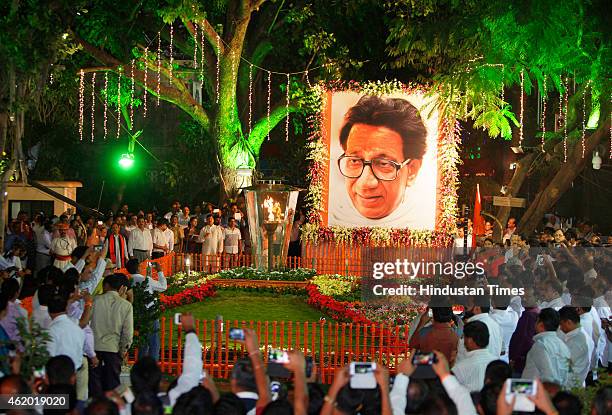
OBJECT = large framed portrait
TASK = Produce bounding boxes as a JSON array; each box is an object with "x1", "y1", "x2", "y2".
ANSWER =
[{"x1": 321, "y1": 89, "x2": 441, "y2": 230}]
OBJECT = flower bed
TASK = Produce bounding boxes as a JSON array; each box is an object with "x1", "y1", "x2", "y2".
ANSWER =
[
  {"x1": 161, "y1": 269, "x2": 417, "y2": 329},
  {"x1": 216, "y1": 267, "x2": 316, "y2": 281}
]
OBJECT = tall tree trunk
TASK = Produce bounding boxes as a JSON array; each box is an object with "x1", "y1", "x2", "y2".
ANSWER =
[{"x1": 519, "y1": 121, "x2": 609, "y2": 234}]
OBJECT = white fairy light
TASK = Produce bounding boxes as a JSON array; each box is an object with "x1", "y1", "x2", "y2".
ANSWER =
[
  {"x1": 519, "y1": 70, "x2": 524, "y2": 147},
  {"x1": 564, "y1": 77, "x2": 568, "y2": 162},
  {"x1": 200, "y1": 21, "x2": 205, "y2": 80},
  {"x1": 130, "y1": 59, "x2": 135, "y2": 130},
  {"x1": 103, "y1": 72, "x2": 108, "y2": 139},
  {"x1": 193, "y1": 22, "x2": 198, "y2": 69},
  {"x1": 169, "y1": 22, "x2": 174, "y2": 83},
  {"x1": 231, "y1": 51, "x2": 236, "y2": 114},
  {"x1": 143, "y1": 47, "x2": 148, "y2": 118},
  {"x1": 216, "y1": 34, "x2": 220, "y2": 104},
  {"x1": 90, "y1": 72, "x2": 96, "y2": 142},
  {"x1": 582, "y1": 81, "x2": 588, "y2": 158},
  {"x1": 248, "y1": 63, "x2": 253, "y2": 134},
  {"x1": 78, "y1": 70, "x2": 85, "y2": 141},
  {"x1": 285, "y1": 73, "x2": 290, "y2": 142},
  {"x1": 267, "y1": 71, "x2": 271, "y2": 141},
  {"x1": 541, "y1": 76, "x2": 546, "y2": 152},
  {"x1": 116, "y1": 70, "x2": 122, "y2": 139}
]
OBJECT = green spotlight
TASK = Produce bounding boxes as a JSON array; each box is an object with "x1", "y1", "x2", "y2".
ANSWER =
[{"x1": 119, "y1": 153, "x2": 135, "y2": 169}]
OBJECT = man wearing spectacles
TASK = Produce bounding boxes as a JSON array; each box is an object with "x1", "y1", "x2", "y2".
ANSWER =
[{"x1": 336, "y1": 95, "x2": 427, "y2": 221}]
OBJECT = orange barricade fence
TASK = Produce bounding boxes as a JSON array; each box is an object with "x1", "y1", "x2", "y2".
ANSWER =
[{"x1": 129, "y1": 317, "x2": 411, "y2": 384}]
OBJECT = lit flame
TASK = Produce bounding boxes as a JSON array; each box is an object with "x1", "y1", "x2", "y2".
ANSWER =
[{"x1": 263, "y1": 196, "x2": 275, "y2": 221}]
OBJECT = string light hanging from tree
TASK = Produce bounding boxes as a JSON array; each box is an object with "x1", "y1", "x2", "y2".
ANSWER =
[
  {"x1": 130, "y1": 59, "x2": 135, "y2": 130},
  {"x1": 541, "y1": 76, "x2": 547, "y2": 152},
  {"x1": 267, "y1": 70, "x2": 271, "y2": 141},
  {"x1": 169, "y1": 22, "x2": 174, "y2": 83},
  {"x1": 216, "y1": 34, "x2": 220, "y2": 104},
  {"x1": 582, "y1": 81, "x2": 589, "y2": 158},
  {"x1": 193, "y1": 22, "x2": 198, "y2": 69},
  {"x1": 78, "y1": 70, "x2": 85, "y2": 141},
  {"x1": 563, "y1": 76, "x2": 568, "y2": 162},
  {"x1": 200, "y1": 20, "x2": 205, "y2": 80},
  {"x1": 519, "y1": 70, "x2": 524, "y2": 148},
  {"x1": 285, "y1": 74, "x2": 290, "y2": 142},
  {"x1": 90, "y1": 72, "x2": 96, "y2": 142},
  {"x1": 231, "y1": 51, "x2": 236, "y2": 114},
  {"x1": 248, "y1": 63, "x2": 253, "y2": 134},
  {"x1": 103, "y1": 72, "x2": 108, "y2": 139},
  {"x1": 116, "y1": 70, "x2": 122, "y2": 139},
  {"x1": 143, "y1": 47, "x2": 148, "y2": 118}
]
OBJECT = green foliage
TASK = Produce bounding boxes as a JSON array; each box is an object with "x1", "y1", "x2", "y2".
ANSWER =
[
  {"x1": 131, "y1": 279, "x2": 162, "y2": 351},
  {"x1": 0, "y1": 318, "x2": 50, "y2": 380},
  {"x1": 386, "y1": 0, "x2": 611, "y2": 142},
  {"x1": 569, "y1": 372, "x2": 611, "y2": 415},
  {"x1": 217, "y1": 267, "x2": 317, "y2": 281}
]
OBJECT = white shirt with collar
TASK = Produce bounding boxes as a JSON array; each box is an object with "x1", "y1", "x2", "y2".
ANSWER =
[
  {"x1": 46, "y1": 314, "x2": 85, "y2": 370},
  {"x1": 163, "y1": 228, "x2": 175, "y2": 252},
  {"x1": 580, "y1": 310, "x2": 603, "y2": 371},
  {"x1": 223, "y1": 227, "x2": 241, "y2": 254},
  {"x1": 128, "y1": 227, "x2": 153, "y2": 257},
  {"x1": 456, "y1": 313, "x2": 503, "y2": 362},
  {"x1": 522, "y1": 331, "x2": 571, "y2": 387},
  {"x1": 489, "y1": 308, "x2": 519, "y2": 363},
  {"x1": 561, "y1": 327, "x2": 593, "y2": 387},
  {"x1": 452, "y1": 348, "x2": 497, "y2": 392},
  {"x1": 151, "y1": 227, "x2": 170, "y2": 254}
]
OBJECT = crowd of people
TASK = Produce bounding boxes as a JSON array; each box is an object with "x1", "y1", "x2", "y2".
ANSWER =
[{"x1": 0, "y1": 202, "x2": 611, "y2": 413}]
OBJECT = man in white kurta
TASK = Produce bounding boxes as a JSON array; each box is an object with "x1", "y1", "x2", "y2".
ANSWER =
[
  {"x1": 50, "y1": 223, "x2": 77, "y2": 269},
  {"x1": 199, "y1": 215, "x2": 223, "y2": 272}
]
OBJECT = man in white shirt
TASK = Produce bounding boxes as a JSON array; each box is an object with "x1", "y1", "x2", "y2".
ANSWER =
[
  {"x1": 50, "y1": 223, "x2": 77, "y2": 269},
  {"x1": 576, "y1": 303, "x2": 602, "y2": 380},
  {"x1": 46, "y1": 294, "x2": 85, "y2": 396},
  {"x1": 559, "y1": 306, "x2": 593, "y2": 387},
  {"x1": 522, "y1": 308, "x2": 571, "y2": 386},
  {"x1": 32, "y1": 284, "x2": 54, "y2": 330},
  {"x1": 223, "y1": 218, "x2": 242, "y2": 268},
  {"x1": 538, "y1": 279, "x2": 566, "y2": 310},
  {"x1": 451, "y1": 321, "x2": 497, "y2": 392},
  {"x1": 151, "y1": 219, "x2": 172, "y2": 260},
  {"x1": 127, "y1": 259, "x2": 167, "y2": 361},
  {"x1": 199, "y1": 215, "x2": 223, "y2": 273},
  {"x1": 489, "y1": 303, "x2": 519, "y2": 363},
  {"x1": 456, "y1": 297, "x2": 503, "y2": 362},
  {"x1": 128, "y1": 217, "x2": 153, "y2": 263}
]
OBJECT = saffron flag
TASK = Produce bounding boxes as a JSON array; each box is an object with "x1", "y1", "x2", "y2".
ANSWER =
[{"x1": 472, "y1": 183, "x2": 485, "y2": 246}]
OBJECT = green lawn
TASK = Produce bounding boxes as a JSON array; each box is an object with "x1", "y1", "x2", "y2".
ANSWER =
[{"x1": 162, "y1": 291, "x2": 326, "y2": 323}]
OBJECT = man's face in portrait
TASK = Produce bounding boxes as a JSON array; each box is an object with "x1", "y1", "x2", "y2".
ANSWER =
[{"x1": 342, "y1": 123, "x2": 421, "y2": 219}]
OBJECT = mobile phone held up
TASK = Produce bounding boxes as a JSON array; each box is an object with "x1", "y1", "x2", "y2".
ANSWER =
[
  {"x1": 505, "y1": 378, "x2": 536, "y2": 412},
  {"x1": 349, "y1": 362, "x2": 377, "y2": 389},
  {"x1": 267, "y1": 349, "x2": 291, "y2": 378},
  {"x1": 174, "y1": 313, "x2": 182, "y2": 325},
  {"x1": 412, "y1": 351, "x2": 436, "y2": 366},
  {"x1": 229, "y1": 328, "x2": 245, "y2": 341}
]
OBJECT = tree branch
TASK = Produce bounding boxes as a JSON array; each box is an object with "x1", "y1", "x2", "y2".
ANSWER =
[
  {"x1": 199, "y1": 18, "x2": 224, "y2": 55},
  {"x1": 247, "y1": 100, "x2": 299, "y2": 154}
]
